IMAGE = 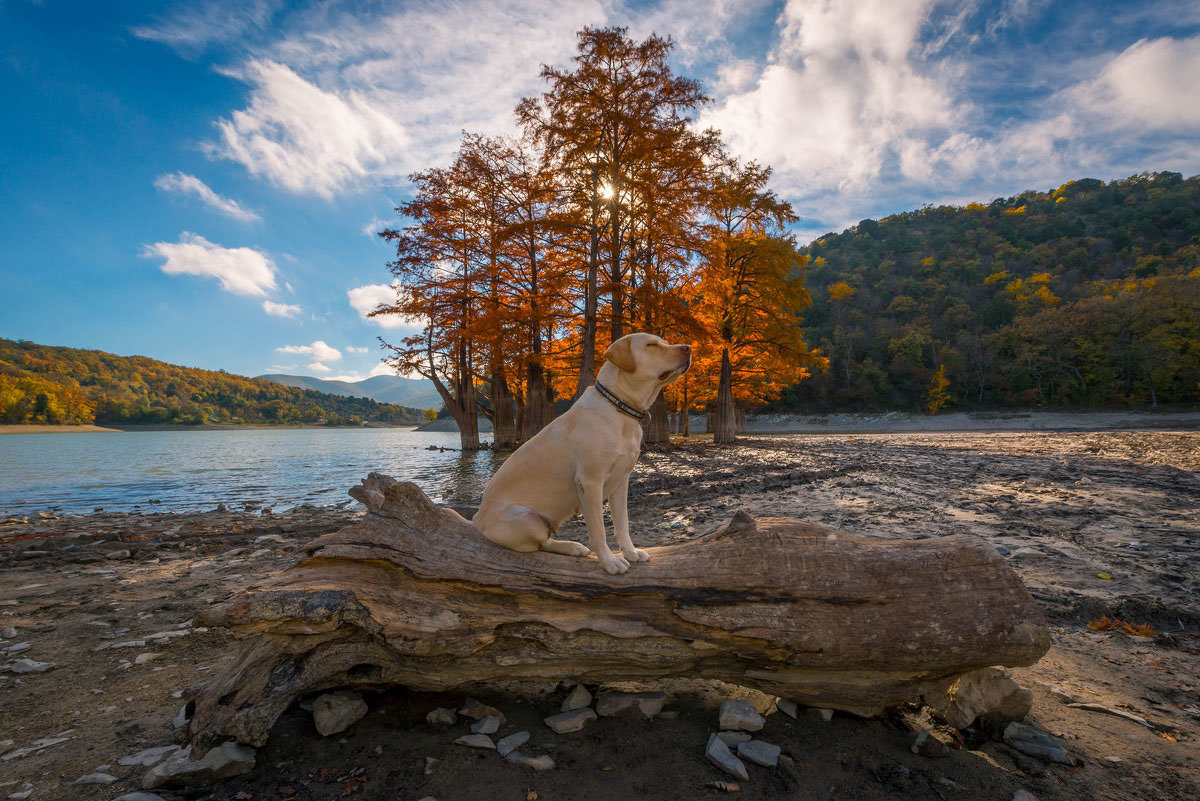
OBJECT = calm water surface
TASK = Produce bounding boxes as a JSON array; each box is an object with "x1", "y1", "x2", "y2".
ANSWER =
[{"x1": 0, "y1": 428, "x2": 501, "y2": 514}]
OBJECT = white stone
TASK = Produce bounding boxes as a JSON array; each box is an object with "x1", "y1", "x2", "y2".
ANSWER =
[
  {"x1": 718, "y1": 700, "x2": 764, "y2": 732},
  {"x1": 312, "y1": 691, "x2": 368, "y2": 736},
  {"x1": 506, "y1": 751, "x2": 555, "y2": 771},
  {"x1": 562, "y1": 684, "x2": 592, "y2": 711},
  {"x1": 705, "y1": 734, "x2": 749, "y2": 781},
  {"x1": 544, "y1": 708, "x2": 597, "y2": 733},
  {"x1": 142, "y1": 743, "x2": 256, "y2": 788},
  {"x1": 454, "y1": 734, "x2": 495, "y2": 750},
  {"x1": 716, "y1": 731, "x2": 751, "y2": 746},
  {"x1": 776, "y1": 698, "x2": 798, "y2": 719},
  {"x1": 5, "y1": 659, "x2": 52, "y2": 674},
  {"x1": 74, "y1": 773, "x2": 118, "y2": 785},
  {"x1": 496, "y1": 731, "x2": 530, "y2": 757},
  {"x1": 738, "y1": 740, "x2": 780, "y2": 767},
  {"x1": 119, "y1": 746, "x2": 180, "y2": 768},
  {"x1": 426, "y1": 707, "x2": 456, "y2": 728},
  {"x1": 596, "y1": 691, "x2": 665, "y2": 718},
  {"x1": 470, "y1": 715, "x2": 500, "y2": 735}
]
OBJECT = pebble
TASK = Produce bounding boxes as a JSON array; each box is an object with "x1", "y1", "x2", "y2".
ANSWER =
[
  {"x1": 737, "y1": 739, "x2": 780, "y2": 767},
  {"x1": 312, "y1": 691, "x2": 368, "y2": 736},
  {"x1": 716, "y1": 731, "x2": 751, "y2": 746},
  {"x1": 426, "y1": 707, "x2": 457, "y2": 728},
  {"x1": 105, "y1": 549, "x2": 132, "y2": 560},
  {"x1": 248, "y1": 548, "x2": 273, "y2": 558},
  {"x1": 0, "y1": 740, "x2": 12, "y2": 756},
  {"x1": 471, "y1": 715, "x2": 500, "y2": 735},
  {"x1": 454, "y1": 734, "x2": 496, "y2": 750},
  {"x1": 142, "y1": 743, "x2": 256, "y2": 788},
  {"x1": 506, "y1": 751, "x2": 555, "y2": 771},
  {"x1": 705, "y1": 733, "x2": 749, "y2": 781},
  {"x1": 1, "y1": 627, "x2": 15, "y2": 639},
  {"x1": 172, "y1": 704, "x2": 189, "y2": 729},
  {"x1": 776, "y1": 698, "x2": 798, "y2": 719},
  {"x1": 1002, "y1": 723, "x2": 1073, "y2": 765},
  {"x1": 562, "y1": 684, "x2": 592, "y2": 711},
  {"x1": 459, "y1": 698, "x2": 506, "y2": 723},
  {"x1": 496, "y1": 731, "x2": 530, "y2": 758},
  {"x1": 3, "y1": 642, "x2": 30, "y2": 655},
  {"x1": 9, "y1": 791, "x2": 33, "y2": 800},
  {"x1": 810, "y1": 707, "x2": 834, "y2": 723},
  {"x1": 911, "y1": 729, "x2": 949, "y2": 758},
  {"x1": 73, "y1": 773, "x2": 118, "y2": 785},
  {"x1": 718, "y1": 700, "x2": 764, "y2": 732},
  {"x1": 424, "y1": 756, "x2": 438, "y2": 776},
  {"x1": 1012, "y1": 792, "x2": 1039, "y2": 801},
  {"x1": 994, "y1": 544, "x2": 1011, "y2": 556},
  {"x1": 4, "y1": 658, "x2": 53, "y2": 674},
  {"x1": 544, "y1": 708, "x2": 597, "y2": 733},
  {"x1": 118, "y1": 746, "x2": 180, "y2": 767},
  {"x1": 134, "y1": 653, "x2": 160, "y2": 665},
  {"x1": 596, "y1": 690, "x2": 665, "y2": 718}
]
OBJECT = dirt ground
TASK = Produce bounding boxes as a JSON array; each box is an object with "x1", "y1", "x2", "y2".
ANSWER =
[{"x1": 1, "y1": 431, "x2": 1197, "y2": 801}]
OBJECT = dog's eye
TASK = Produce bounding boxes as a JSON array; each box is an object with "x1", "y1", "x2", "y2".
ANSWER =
[{"x1": 646, "y1": 342, "x2": 659, "y2": 348}]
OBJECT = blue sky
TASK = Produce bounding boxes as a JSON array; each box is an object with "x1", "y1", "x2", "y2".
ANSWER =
[{"x1": 2, "y1": 0, "x2": 1199, "y2": 380}]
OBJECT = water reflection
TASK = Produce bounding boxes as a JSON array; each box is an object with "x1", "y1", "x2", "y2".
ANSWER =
[{"x1": 0, "y1": 428, "x2": 503, "y2": 514}]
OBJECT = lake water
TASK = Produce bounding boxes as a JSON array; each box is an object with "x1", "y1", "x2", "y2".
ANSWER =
[{"x1": 0, "y1": 428, "x2": 501, "y2": 514}]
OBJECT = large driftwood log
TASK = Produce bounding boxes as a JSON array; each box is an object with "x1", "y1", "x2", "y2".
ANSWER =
[{"x1": 188, "y1": 473, "x2": 1050, "y2": 753}]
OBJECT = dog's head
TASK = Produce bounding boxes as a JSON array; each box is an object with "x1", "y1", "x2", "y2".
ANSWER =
[{"x1": 603, "y1": 333, "x2": 692, "y2": 386}]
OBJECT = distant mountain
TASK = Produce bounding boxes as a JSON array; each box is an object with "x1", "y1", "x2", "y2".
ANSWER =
[
  {"x1": 0, "y1": 339, "x2": 425, "y2": 426},
  {"x1": 258, "y1": 373, "x2": 442, "y2": 411}
]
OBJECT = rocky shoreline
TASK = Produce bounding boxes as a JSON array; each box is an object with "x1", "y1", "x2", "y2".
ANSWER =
[{"x1": 1, "y1": 431, "x2": 1197, "y2": 800}]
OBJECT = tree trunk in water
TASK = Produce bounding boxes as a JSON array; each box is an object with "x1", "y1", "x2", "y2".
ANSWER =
[
  {"x1": 186, "y1": 475, "x2": 1051, "y2": 755},
  {"x1": 573, "y1": 194, "x2": 601, "y2": 401},
  {"x1": 642, "y1": 393, "x2": 670, "y2": 445},
  {"x1": 713, "y1": 347, "x2": 736, "y2": 444},
  {"x1": 453, "y1": 358, "x2": 479, "y2": 452},
  {"x1": 521, "y1": 361, "x2": 555, "y2": 442},
  {"x1": 489, "y1": 371, "x2": 519, "y2": 451},
  {"x1": 735, "y1": 407, "x2": 746, "y2": 434}
]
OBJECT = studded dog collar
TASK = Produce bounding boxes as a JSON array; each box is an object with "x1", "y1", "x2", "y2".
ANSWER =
[{"x1": 594, "y1": 381, "x2": 649, "y2": 423}]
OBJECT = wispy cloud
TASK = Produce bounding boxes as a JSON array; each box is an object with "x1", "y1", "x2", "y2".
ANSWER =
[
  {"x1": 204, "y1": 0, "x2": 601, "y2": 196},
  {"x1": 154, "y1": 172, "x2": 261, "y2": 222},
  {"x1": 131, "y1": 0, "x2": 282, "y2": 57},
  {"x1": 142, "y1": 232, "x2": 277, "y2": 296},
  {"x1": 262, "y1": 300, "x2": 301, "y2": 317},
  {"x1": 345, "y1": 346, "x2": 370, "y2": 353},
  {"x1": 347, "y1": 282, "x2": 421, "y2": 329},
  {"x1": 276, "y1": 340, "x2": 341, "y2": 362}
]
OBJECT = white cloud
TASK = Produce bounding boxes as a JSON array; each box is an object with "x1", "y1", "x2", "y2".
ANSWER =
[
  {"x1": 276, "y1": 340, "x2": 341, "y2": 362},
  {"x1": 347, "y1": 282, "x2": 421, "y2": 329},
  {"x1": 153, "y1": 172, "x2": 261, "y2": 222},
  {"x1": 368, "y1": 362, "x2": 394, "y2": 378},
  {"x1": 262, "y1": 300, "x2": 301, "y2": 317},
  {"x1": 308, "y1": 362, "x2": 332, "y2": 373},
  {"x1": 131, "y1": 0, "x2": 281, "y2": 56},
  {"x1": 1068, "y1": 35, "x2": 1200, "y2": 131},
  {"x1": 345, "y1": 346, "x2": 370, "y2": 353},
  {"x1": 204, "y1": 0, "x2": 603, "y2": 196},
  {"x1": 143, "y1": 232, "x2": 277, "y2": 296},
  {"x1": 702, "y1": 0, "x2": 962, "y2": 202}
]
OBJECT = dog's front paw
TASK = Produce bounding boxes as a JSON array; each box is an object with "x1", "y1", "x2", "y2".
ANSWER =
[
  {"x1": 599, "y1": 552, "x2": 630, "y2": 574},
  {"x1": 622, "y1": 547, "x2": 650, "y2": 563}
]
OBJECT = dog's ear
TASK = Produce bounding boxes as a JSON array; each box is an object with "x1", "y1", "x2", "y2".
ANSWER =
[{"x1": 604, "y1": 335, "x2": 637, "y2": 373}]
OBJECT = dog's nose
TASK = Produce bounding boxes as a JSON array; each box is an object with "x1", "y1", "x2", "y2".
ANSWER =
[{"x1": 680, "y1": 344, "x2": 691, "y2": 354}]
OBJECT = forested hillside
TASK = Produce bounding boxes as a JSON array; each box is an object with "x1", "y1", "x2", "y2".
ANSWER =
[
  {"x1": 788, "y1": 172, "x2": 1200, "y2": 412},
  {"x1": 0, "y1": 339, "x2": 422, "y2": 426}
]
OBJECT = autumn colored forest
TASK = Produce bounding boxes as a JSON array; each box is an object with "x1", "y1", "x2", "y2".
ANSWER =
[
  {"x1": 794, "y1": 172, "x2": 1200, "y2": 413},
  {"x1": 376, "y1": 27, "x2": 823, "y2": 448},
  {"x1": 0, "y1": 339, "x2": 423, "y2": 426}
]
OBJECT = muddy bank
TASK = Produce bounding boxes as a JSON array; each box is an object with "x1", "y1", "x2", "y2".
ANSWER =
[{"x1": 1, "y1": 432, "x2": 1197, "y2": 801}]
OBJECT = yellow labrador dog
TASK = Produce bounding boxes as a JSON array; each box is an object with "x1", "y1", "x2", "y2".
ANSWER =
[{"x1": 473, "y1": 332, "x2": 691, "y2": 574}]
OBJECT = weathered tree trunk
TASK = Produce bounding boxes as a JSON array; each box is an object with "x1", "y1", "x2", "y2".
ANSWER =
[
  {"x1": 187, "y1": 475, "x2": 1049, "y2": 755},
  {"x1": 521, "y1": 361, "x2": 554, "y2": 443},
  {"x1": 642, "y1": 394, "x2": 670, "y2": 445},
  {"x1": 488, "y1": 370, "x2": 519, "y2": 450},
  {"x1": 712, "y1": 347, "x2": 736, "y2": 444}
]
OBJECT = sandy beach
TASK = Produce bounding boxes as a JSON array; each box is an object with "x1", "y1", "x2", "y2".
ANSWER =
[{"x1": 1, "y1": 431, "x2": 1197, "y2": 800}]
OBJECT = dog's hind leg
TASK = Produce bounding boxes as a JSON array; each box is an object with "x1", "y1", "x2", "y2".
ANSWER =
[{"x1": 475, "y1": 504, "x2": 552, "y2": 553}]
